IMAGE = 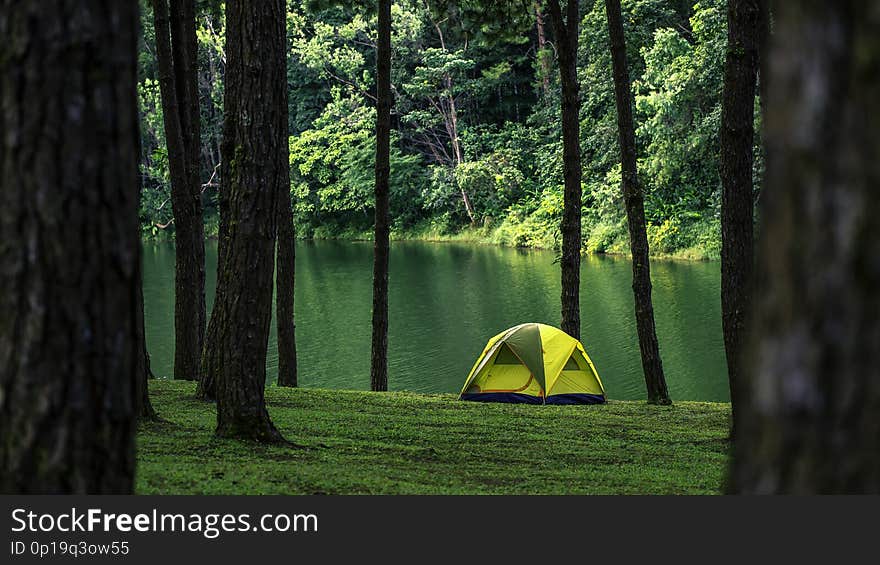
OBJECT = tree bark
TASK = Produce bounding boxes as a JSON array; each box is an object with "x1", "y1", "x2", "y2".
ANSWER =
[
  {"x1": 200, "y1": 0, "x2": 287, "y2": 442},
  {"x1": 276, "y1": 136, "x2": 297, "y2": 386},
  {"x1": 720, "y1": 0, "x2": 759, "y2": 419},
  {"x1": 371, "y1": 0, "x2": 392, "y2": 392},
  {"x1": 604, "y1": 0, "x2": 671, "y2": 405},
  {"x1": 137, "y1": 260, "x2": 158, "y2": 421},
  {"x1": 198, "y1": 288, "x2": 220, "y2": 398},
  {"x1": 173, "y1": 0, "x2": 206, "y2": 382},
  {"x1": 546, "y1": 0, "x2": 583, "y2": 341},
  {"x1": 534, "y1": 2, "x2": 552, "y2": 98},
  {"x1": 731, "y1": 1, "x2": 880, "y2": 493},
  {"x1": 273, "y1": 0, "x2": 295, "y2": 391},
  {"x1": 152, "y1": 0, "x2": 206, "y2": 382},
  {"x1": 0, "y1": 0, "x2": 140, "y2": 493},
  {"x1": 197, "y1": 8, "x2": 231, "y2": 402}
]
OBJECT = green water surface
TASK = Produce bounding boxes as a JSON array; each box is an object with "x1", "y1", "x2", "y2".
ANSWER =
[{"x1": 143, "y1": 240, "x2": 728, "y2": 401}]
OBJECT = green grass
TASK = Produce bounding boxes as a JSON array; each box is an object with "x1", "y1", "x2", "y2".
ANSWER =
[{"x1": 137, "y1": 379, "x2": 731, "y2": 495}]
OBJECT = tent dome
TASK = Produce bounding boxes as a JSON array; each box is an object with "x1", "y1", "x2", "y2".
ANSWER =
[{"x1": 459, "y1": 323, "x2": 606, "y2": 405}]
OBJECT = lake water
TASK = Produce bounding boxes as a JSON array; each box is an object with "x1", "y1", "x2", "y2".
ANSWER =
[{"x1": 143, "y1": 240, "x2": 729, "y2": 402}]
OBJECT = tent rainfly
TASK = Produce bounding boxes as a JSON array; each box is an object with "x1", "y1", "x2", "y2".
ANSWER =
[{"x1": 460, "y1": 323, "x2": 606, "y2": 405}]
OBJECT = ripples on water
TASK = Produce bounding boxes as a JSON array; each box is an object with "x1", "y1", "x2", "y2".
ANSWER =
[{"x1": 143, "y1": 240, "x2": 728, "y2": 401}]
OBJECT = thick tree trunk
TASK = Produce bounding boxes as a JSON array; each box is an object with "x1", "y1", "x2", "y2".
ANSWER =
[
  {"x1": 371, "y1": 0, "x2": 392, "y2": 392},
  {"x1": 173, "y1": 0, "x2": 206, "y2": 382},
  {"x1": 547, "y1": 0, "x2": 583, "y2": 341},
  {"x1": 605, "y1": 0, "x2": 671, "y2": 405},
  {"x1": 152, "y1": 0, "x2": 206, "y2": 382},
  {"x1": 720, "y1": 0, "x2": 759, "y2": 419},
  {"x1": 0, "y1": 0, "x2": 140, "y2": 493},
  {"x1": 200, "y1": 0, "x2": 287, "y2": 442},
  {"x1": 197, "y1": 7, "x2": 230, "y2": 402},
  {"x1": 276, "y1": 152, "x2": 297, "y2": 386},
  {"x1": 731, "y1": 1, "x2": 880, "y2": 493}
]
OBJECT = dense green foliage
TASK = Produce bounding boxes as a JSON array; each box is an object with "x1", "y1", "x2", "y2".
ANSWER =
[
  {"x1": 138, "y1": 0, "x2": 759, "y2": 258},
  {"x1": 138, "y1": 380, "x2": 729, "y2": 494}
]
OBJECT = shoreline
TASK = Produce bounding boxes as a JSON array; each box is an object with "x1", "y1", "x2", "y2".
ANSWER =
[{"x1": 145, "y1": 229, "x2": 720, "y2": 263}]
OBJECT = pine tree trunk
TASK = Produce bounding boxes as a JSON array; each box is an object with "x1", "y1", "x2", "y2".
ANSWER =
[
  {"x1": 274, "y1": 0, "x2": 296, "y2": 390},
  {"x1": 276, "y1": 153, "x2": 297, "y2": 386},
  {"x1": 137, "y1": 263, "x2": 158, "y2": 421},
  {"x1": 731, "y1": 1, "x2": 880, "y2": 493},
  {"x1": 198, "y1": 209, "x2": 225, "y2": 399},
  {"x1": 547, "y1": 0, "x2": 583, "y2": 341},
  {"x1": 201, "y1": 0, "x2": 287, "y2": 442},
  {"x1": 0, "y1": 0, "x2": 140, "y2": 493},
  {"x1": 172, "y1": 0, "x2": 206, "y2": 382},
  {"x1": 152, "y1": 0, "x2": 205, "y2": 381},
  {"x1": 371, "y1": 0, "x2": 392, "y2": 392},
  {"x1": 197, "y1": 5, "x2": 230, "y2": 402},
  {"x1": 720, "y1": 0, "x2": 759, "y2": 418},
  {"x1": 198, "y1": 296, "x2": 220, "y2": 399},
  {"x1": 605, "y1": 0, "x2": 671, "y2": 405}
]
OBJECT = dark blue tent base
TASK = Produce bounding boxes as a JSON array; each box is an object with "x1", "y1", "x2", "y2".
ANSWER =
[
  {"x1": 546, "y1": 393, "x2": 606, "y2": 405},
  {"x1": 460, "y1": 393, "x2": 606, "y2": 405}
]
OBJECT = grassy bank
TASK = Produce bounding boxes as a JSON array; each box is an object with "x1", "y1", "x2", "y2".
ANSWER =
[
  {"x1": 145, "y1": 212, "x2": 721, "y2": 261},
  {"x1": 302, "y1": 215, "x2": 722, "y2": 261},
  {"x1": 138, "y1": 380, "x2": 731, "y2": 494}
]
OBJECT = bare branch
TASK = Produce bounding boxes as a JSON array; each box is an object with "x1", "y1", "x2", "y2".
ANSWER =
[
  {"x1": 322, "y1": 66, "x2": 378, "y2": 102},
  {"x1": 201, "y1": 161, "x2": 221, "y2": 192}
]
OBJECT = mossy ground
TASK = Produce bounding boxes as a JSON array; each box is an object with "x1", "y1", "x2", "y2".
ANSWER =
[{"x1": 138, "y1": 380, "x2": 731, "y2": 495}]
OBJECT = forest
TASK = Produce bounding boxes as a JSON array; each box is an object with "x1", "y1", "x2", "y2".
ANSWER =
[
  {"x1": 1, "y1": 0, "x2": 878, "y2": 498},
  {"x1": 138, "y1": 0, "x2": 748, "y2": 259}
]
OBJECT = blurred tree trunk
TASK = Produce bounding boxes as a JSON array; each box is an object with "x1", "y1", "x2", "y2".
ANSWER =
[
  {"x1": 200, "y1": 0, "x2": 287, "y2": 442},
  {"x1": 546, "y1": 0, "x2": 583, "y2": 341},
  {"x1": 152, "y1": 0, "x2": 206, "y2": 382},
  {"x1": 720, "y1": 0, "x2": 760, "y2": 420},
  {"x1": 534, "y1": 2, "x2": 552, "y2": 98},
  {"x1": 604, "y1": 0, "x2": 671, "y2": 405},
  {"x1": 0, "y1": 0, "x2": 140, "y2": 493},
  {"x1": 757, "y1": 0, "x2": 770, "y2": 124},
  {"x1": 732, "y1": 1, "x2": 880, "y2": 493},
  {"x1": 371, "y1": 0, "x2": 392, "y2": 392}
]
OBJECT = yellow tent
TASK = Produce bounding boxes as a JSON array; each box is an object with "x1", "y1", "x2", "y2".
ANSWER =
[{"x1": 460, "y1": 323, "x2": 606, "y2": 405}]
